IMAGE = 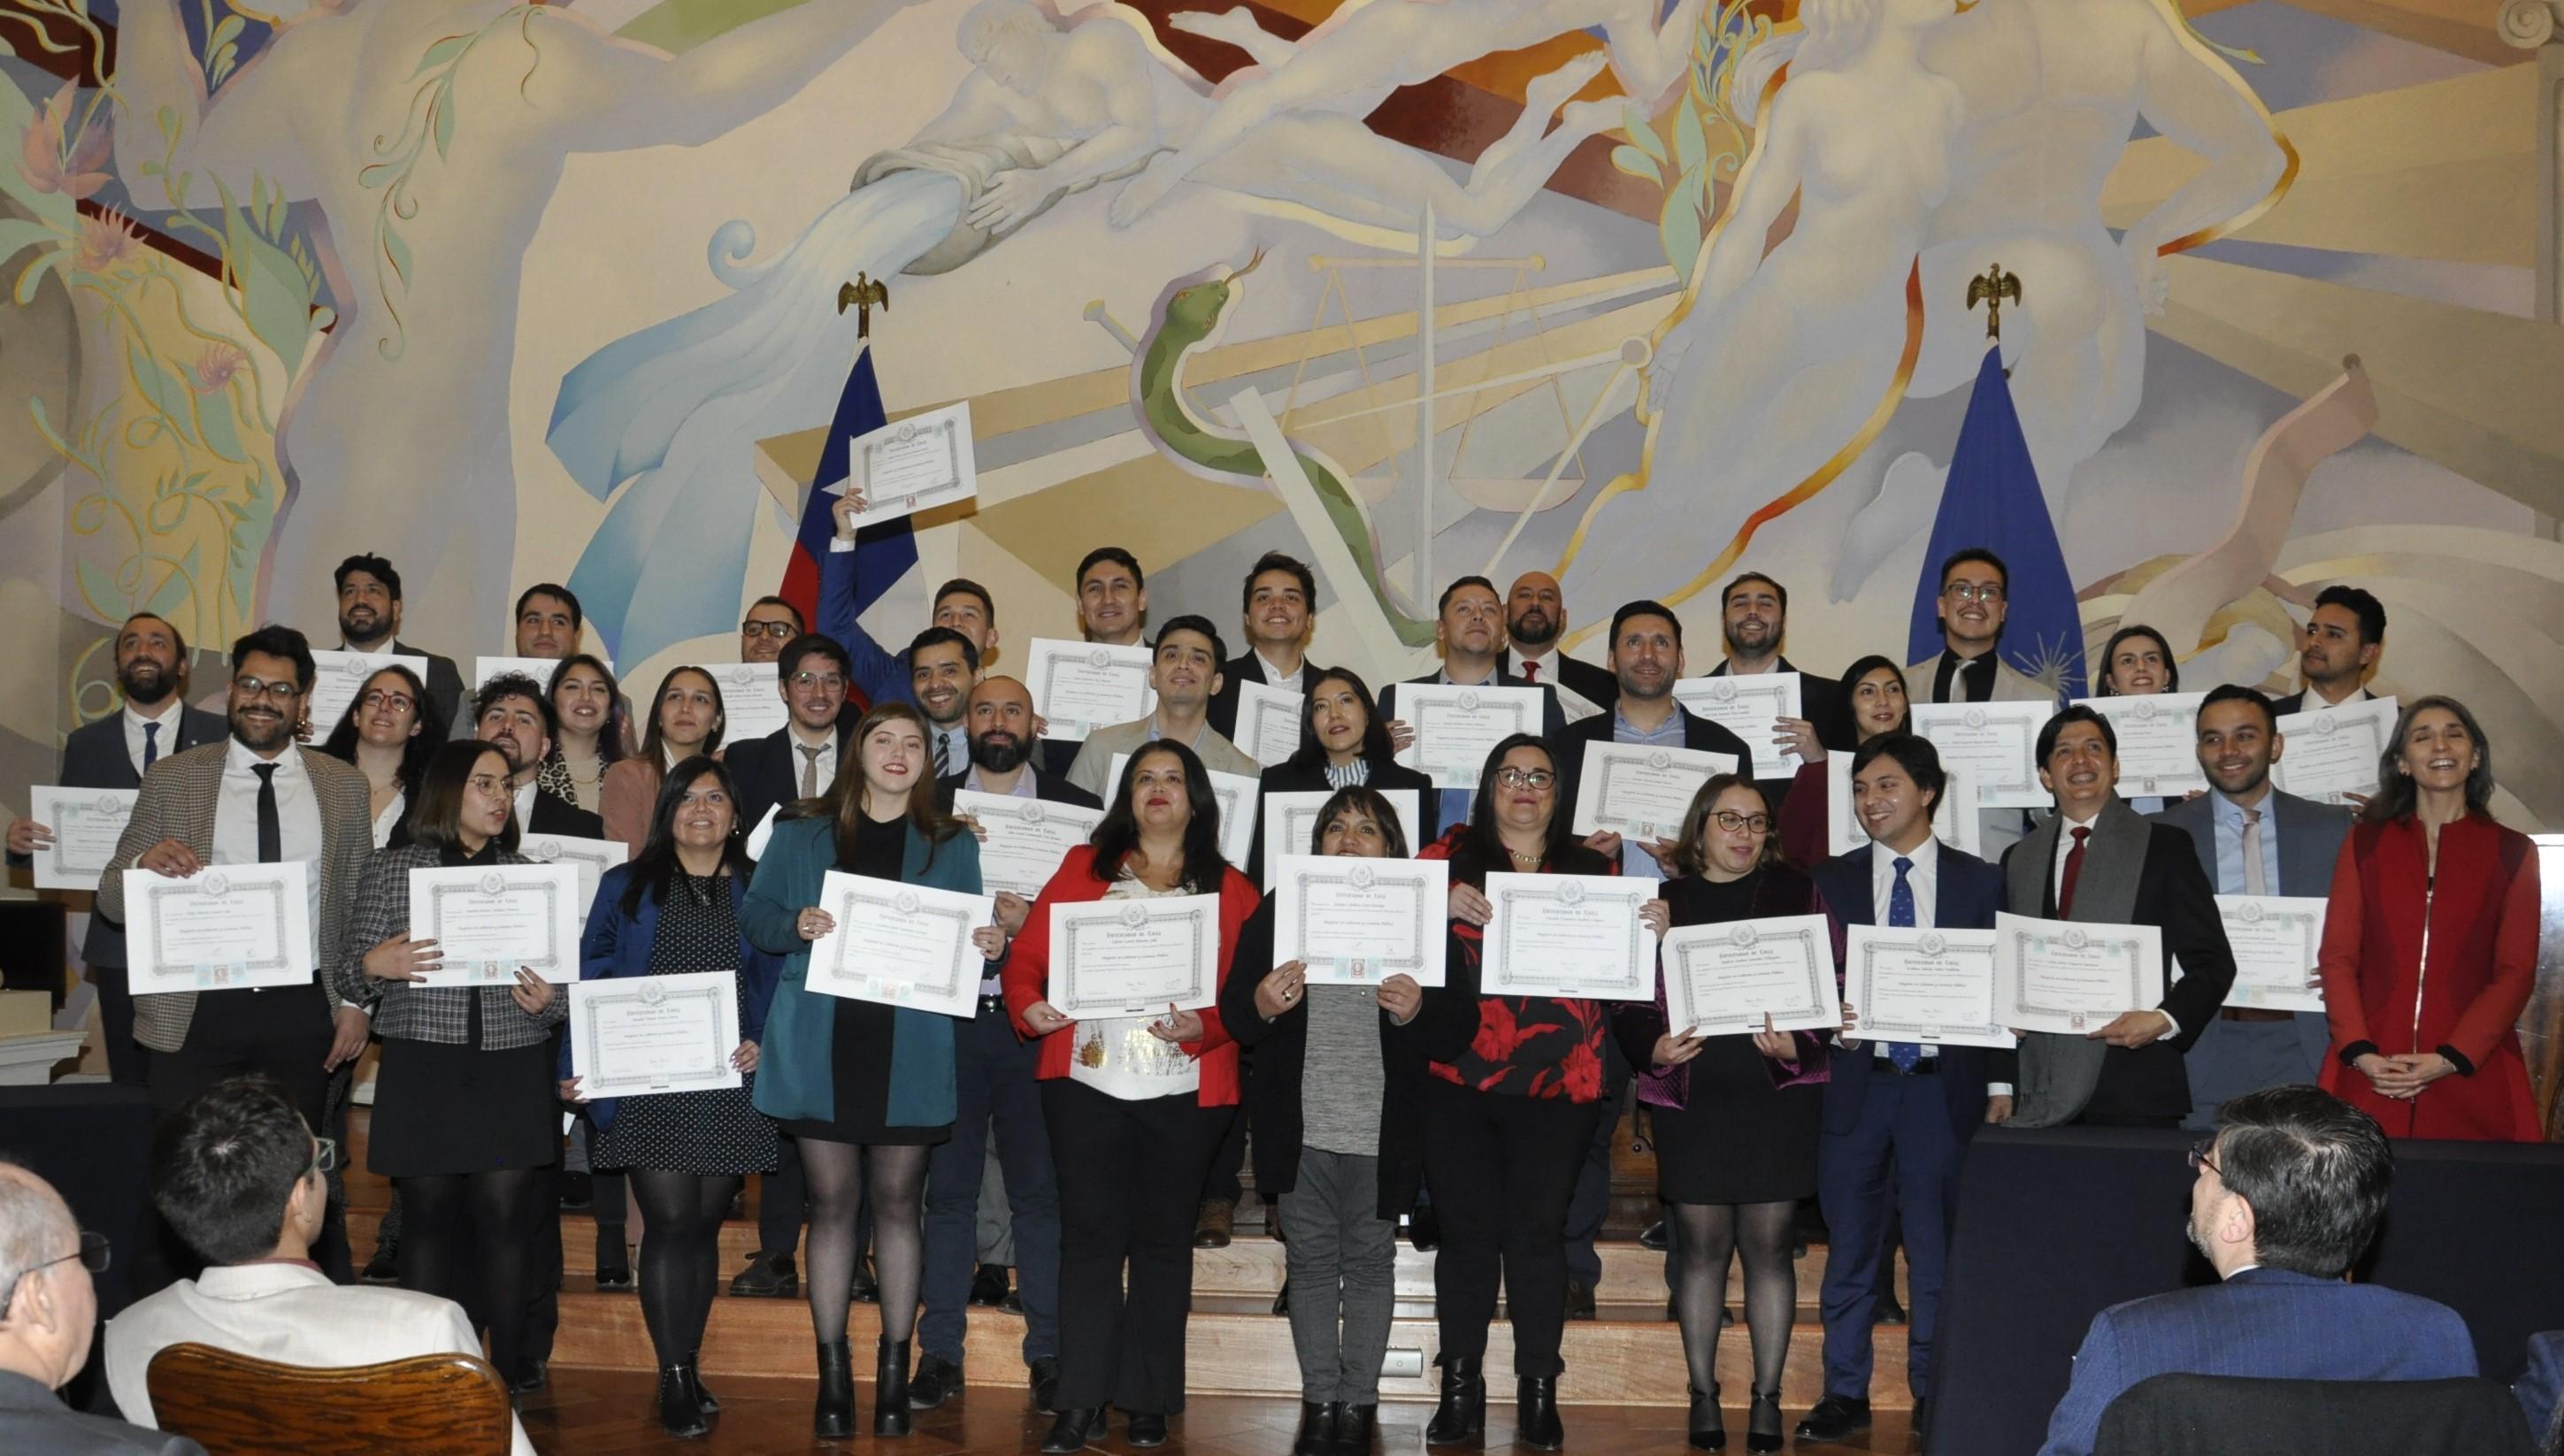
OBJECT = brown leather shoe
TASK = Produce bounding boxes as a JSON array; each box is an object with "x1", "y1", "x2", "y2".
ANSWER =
[{"x1": 1194, "y1": 1199, "x2": 1235, "y2": 1249}]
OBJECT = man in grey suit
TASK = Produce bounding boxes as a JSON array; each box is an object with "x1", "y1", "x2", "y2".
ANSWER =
[
  {"x1": 2147, "y1": 685, "x2": 2353, "y2": 1130},
  {"x1": 0, "y1": 1160, "x2": 205, "y2": 1455}
]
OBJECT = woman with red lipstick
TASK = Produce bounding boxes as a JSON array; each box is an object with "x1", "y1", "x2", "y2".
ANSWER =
[
  {"x1": 1772, "y1": 655, "x2": 1910, "y2": 867},
  {"x1": 540, "y1": 654, "x2": 631, "y2": 814},
  {"x1": 1002, "y1": 740, "x2": 1262, "y2": 1453},
  {"x1": 603, "y1": 666, "x2": 729, "y2": 854}
]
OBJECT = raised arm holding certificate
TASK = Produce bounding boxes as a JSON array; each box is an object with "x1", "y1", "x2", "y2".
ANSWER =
[
  {"x1": 306, "y1": 649, "x2": 427, "y2": 736},
  {"x1": 1993, "y1": 911, "x2": 2165, "y2": 1036},
  {"x1": 2269, "y1": 694, "x2": 2397, "y2": 805},
  {"x1": 1393, "y1": 684, "x2": 1545, "y2": 788},
  {"x1": 123, "y1": 862, "x2": 314, "y2": 993},
  {"x1": 1046, "y1": 893, "x2": 1223, "y2": 1018},
  {"x1": 1024, "y1": 639, "x2": 1155, "y2": 743},
  {"x1": 828, "y1": 400, "x2": 979, "y2": 527},
  {"x1": 1823, "y1": 758, "x2": 1979, "y2": 857},
  {"x1": 1270, "y1": 854, "x2": 1447, "y2": 986},
  {"x1": 1232, "y1": 681, "x2": 1305, "y2": 768},
  {"x1": 1260, "y1": 790, "x2": 1423, "y2": 881},
  {"x1": 1479, "y1": 872, "x2": 1660, "y2": 1000},
  {"x1": 28, "y1": 785, "x2": 136, "y2": 892},
  {"x1": 1911, "y1": 701, "x2": 2050, "y2": 809},
  {"x1": 408, "y1": 862, "x2": 581, "y2": 987},
  {"x1": 568, "y1": 970, "x2": 743, "y2": 1096},
  {"x1": 1570, "y1": 740, "x2": 1736, "y2": 840},
  {"x1": 1843, "y1": 924, "x2": 2012, "y2": 1048},
  {"x1": 952, "y1": 790, "x2": 1105, "y2": 898},
  {"x1": 1660, "y1": 914, "x2": 1838, "y2": 1034},
  {"x1": 1672, "y1": 672, "x2": 1802, "y2": 778},
  {"x1": 2074, "y1": 693, "x2": 2207, "y2": 797},
  {"x1": 806, "y1": 870, "x2": 994, "y2": 1017},
  {"x1": 2215, "y1": 894, "x2": 2328, "y2": 1012}
]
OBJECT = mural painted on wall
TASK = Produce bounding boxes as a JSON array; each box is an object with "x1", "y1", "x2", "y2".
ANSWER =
[{"x1": 4, "y1": 0, "x2": 2560, "y2": 827}]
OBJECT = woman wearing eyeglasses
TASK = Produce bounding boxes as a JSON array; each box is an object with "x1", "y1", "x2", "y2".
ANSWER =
[
  {"x1": 1409, "y1": 735, "x2": 1618, "y2": 1452},
  {"x1": 1770, "y1": 655, "x2": 1909, "y2": 867},
  {"x1": 319, "y1": 663, "x2": 444, "y2": 849},
  {"x1": 1616, "y1": 774, "x2": 1835, "y2": 1452},
  {"x1": 541, "y1": 655, "x2": 632, "y2": 815},
  {"x1": 603, "y1": 667, "x2": 729, "y2": 854}
]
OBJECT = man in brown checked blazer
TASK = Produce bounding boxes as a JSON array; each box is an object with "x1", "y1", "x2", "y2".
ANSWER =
[{"x1": 96, "y1": 625, "x2": 375, "y2": 1279}]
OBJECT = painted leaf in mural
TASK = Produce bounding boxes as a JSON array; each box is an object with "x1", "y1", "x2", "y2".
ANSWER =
[
  {"x1": 211, "y1": 174, "x2": 315, "y2": 379},
  {"x1": 0, "y1": 74, "x2": 77, "y2": 232}
]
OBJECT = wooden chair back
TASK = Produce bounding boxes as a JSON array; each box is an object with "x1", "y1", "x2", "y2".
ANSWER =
[{"x1": 146, "y1": 1341, "x2": 513, "y2": 1456}]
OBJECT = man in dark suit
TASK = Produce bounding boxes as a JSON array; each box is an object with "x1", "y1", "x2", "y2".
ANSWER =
[
  {"x1": 1555, "y1": 600, "x2": 1753, "y2": 876},
  {"x1": 1206, "y1": 551, "x2": 1330, "y2": 754},
  {"x1": 2147, "y1": 685, "x2": 2353, "y2": 1130},
  {"x1": 2270, "y1": 583, "x2": 2386, "y2": 716},
  {"x1": 329, "y1": 555, "x2": 464, "y2": 732},
  {"x1": 725, "y1": 633, "x2": 856, "y2": 837},
  {"x1": 1705, "y1": 571, "x2": 1854, "y2": 813},
  {"x1": 1379, "y1": 576, "x2": 1570, "y2": 839},
  {"x1": 2038, "y1": 1085, "x2": 2478, "y2": 1456},
  {"x1": 7, "y1": 613, "x2": 225, "y2": 1085},
  {"x1": 1498, "y1": 571, "x2": 1616, "y2": 718},
  {"x1": 2001, "y1": 706, "x2": 2236, "y2": 1128},
  {"x1": 1799, "y1": 733, "x2": 2012, "y2": 1446}
]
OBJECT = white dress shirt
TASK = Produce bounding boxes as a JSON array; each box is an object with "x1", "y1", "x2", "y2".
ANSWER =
[
  {"x1": 1252, "y1": 649, "x2": 1305, "y2": 694},
  {"x1": 211, "y1": 739, "x2": 326, "y2": 970},
  {"x1": 123, "y1": 698, "x2": 187, "y2": 779},
  {"x1": 512, "y1": 778, "x2": 541, "y2": 833},
  {"x1": 1869, "y1": 836, "x2": 1940, "y2": 1063},
  {"x1": 2051, "y1": 807, "x2": 2176, "y2": 1038},
  {"x1": 787, "y1": 724, "x2": 841, "y2": 800}
]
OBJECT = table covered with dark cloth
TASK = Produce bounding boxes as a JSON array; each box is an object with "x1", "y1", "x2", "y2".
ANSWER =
[
  {"x1": 1931, "y1": 1124, "x2": 2564, "y2": 1456},
  {"x1": 0, "y1": 1083, "x2": 155, "y2": 1317}
]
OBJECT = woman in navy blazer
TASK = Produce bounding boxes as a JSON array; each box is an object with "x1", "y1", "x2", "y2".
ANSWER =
[
  {"x1": 744, "y1": 701, "x2": 999, "y2": 1439},
  {"x1": 560, "y1": 755, "x2": 780, "y2": 1437}
]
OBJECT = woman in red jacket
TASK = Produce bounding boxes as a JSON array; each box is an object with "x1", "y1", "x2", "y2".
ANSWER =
[
  {"x1": 1002, "y1": 740, "x2": 1262, "y2": 1452},
  {"x1": 2315, "y1": 695, "x2": 2542, "y2": 1141}
]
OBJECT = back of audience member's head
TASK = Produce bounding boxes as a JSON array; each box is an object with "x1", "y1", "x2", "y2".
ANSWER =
[
  {"x1": 2212, "y1": 1084, "x2": 2393, "y2": 1278},
  {"x1": 149, "y1": 1074, "x2": 315, "y2": 1268}
]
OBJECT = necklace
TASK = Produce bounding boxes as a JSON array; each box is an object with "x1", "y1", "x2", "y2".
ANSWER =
[{"x1": 1505, "y1": 845, "x2": 1542, "y2": 867}]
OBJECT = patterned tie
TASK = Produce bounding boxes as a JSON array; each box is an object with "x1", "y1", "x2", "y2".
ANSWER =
[
  {"x1": 1885, "y1": 856, "x2": 1922, "y2": 1072},
  {"x1": 250, "y1": 762, "x2": 282, "y2": 863},
  {"x1": 2240, "y1": 807, "x2": 2268, "y2": 897},
  {"x1": 1519, "y1": 660, "x2": 1539, "y2": 683},
  {"x1": 798, "y1": 743, "x2": 825, "y2": 799},
  {"x1": 933, "y1": 731, "x2": 953, "y2": 778},
  {"x1": 142, "y1": 721, "x2": 161, "y2": 772},
  {"x1": 2058, "y1": 824, "x2": 2092, "y2": 918}
]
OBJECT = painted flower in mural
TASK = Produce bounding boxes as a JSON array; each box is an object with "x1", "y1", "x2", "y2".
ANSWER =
[
  {"x1": 19, "y1": 81, "x2": 112, "y2": 199},
  {"x1": 74, "y1": 209, "x2": 141, "y2": 273},
  {"x1": 193, "y1": 343, "x2": 250, "y2": 395}
]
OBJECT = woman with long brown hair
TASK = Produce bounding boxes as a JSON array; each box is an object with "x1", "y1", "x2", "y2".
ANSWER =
[{"x1": 603, "y1": 665, "x2": 728, "y2": 853}]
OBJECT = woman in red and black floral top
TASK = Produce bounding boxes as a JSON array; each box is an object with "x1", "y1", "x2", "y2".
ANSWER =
[{"x1": 1408, "y1": 733, "x2": 1624, "y2": 1452}]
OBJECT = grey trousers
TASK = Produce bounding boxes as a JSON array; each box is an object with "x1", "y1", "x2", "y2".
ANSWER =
[{"x1": 1278, "y1": 1146, "x2": 1398, "y2": 1405}]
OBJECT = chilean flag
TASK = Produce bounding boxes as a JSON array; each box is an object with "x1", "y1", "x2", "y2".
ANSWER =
[{"x1": 782, "y1": 345, "x2": 917, "y2": 711}]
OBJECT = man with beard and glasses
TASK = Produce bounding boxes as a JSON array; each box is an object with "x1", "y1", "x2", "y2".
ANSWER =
[
  {"x1": 1498, "y1": 571, "x2": 1613, "y2": 721},
  {"x1": 1380, "y1": 577, "x2": 1570, "y2": 837},
  {"x1": 8, "y1": 614, "x2": 224, "y2": 1085},
  {"x1": 96, "y1": 625, "x2": 374, "y2": 1280},
  {"x1": 1706, "y1": 571, "x2": 1856, "y2": 814},
  {"x1": 330, "y1": 555, "x2": 465, "y2": 732},
  {"x1": 910, "y1": 628, "x2": 980, "y2": 785}
]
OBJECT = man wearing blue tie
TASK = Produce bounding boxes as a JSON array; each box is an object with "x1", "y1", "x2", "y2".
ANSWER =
[{"x1": 1800, "y1": 734, "x2": 2012, "y2": 1447}]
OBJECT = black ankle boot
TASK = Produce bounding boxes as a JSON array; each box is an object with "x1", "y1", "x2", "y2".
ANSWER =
[
  {"x1": 1746, "y1": 1388, "x2": 1783, "y2": 1454},
  {"x1": 813, "y1": 1339, "x2": 856, "y2": 1437},
  {"x1": 1331, "y1": 1402, "x2": 1378, "y2": 1455},
  {"x1": 873, "y1": 1338, "x2": 913, "y2": 1436},
  {"x1": 1424, "y1": 1355, "x2": 1485, "y2": 1445},
  {"x1": 1516, "y1": 1375, "x2": 1563, "y2": 1451},
  {"x1": 681, "y1": 1353, "x2": 718, "y2": 1414},
  {"x1": 1687, "y1": 1383, "x2": 1724, "y2": 1451},
  {"x1": 1041, "y1": 1406, "x2": 1107, "y2": 1453},
  {"x1": 1294, "y1": 1400, "x2": 1343, "y2": 1456},
  {"x1": 656, "y1": 1365, "x2": 709, "y2": 1439}
]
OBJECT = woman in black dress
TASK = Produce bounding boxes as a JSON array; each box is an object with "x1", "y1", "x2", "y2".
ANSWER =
[
  {"x1": 1616, "y1": 773, "x2": 1835, "y2": 1452},
  {"x1": 561, "y1": 756, "x2": 782, "y2": 1437},
  {"x1": 334, "y1": 739, "x2": 566, "y2": 1390}
]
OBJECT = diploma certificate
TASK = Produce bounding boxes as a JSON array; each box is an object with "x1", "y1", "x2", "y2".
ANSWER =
[
  {"x1": 1823, "y1": 758, "x2": 1981, "y2": 857},
  {"x1": 952, "y1": 791, "x2": 1105, "y2": 899},
  {"x1": 409, "y1": 863, "x2": 581, "y2": 986},
  {"x1": 2215, "y1": 894, "x2": 2327, "y2": 1012},
  {"x1": 1233, "y1": 681, "x2": 1305, "y2": 768},
  {"x1": 1671, "y1": 672, "x2": 1803, "y2": 778},
  {"x1": 1270, "y1": 854, "x2": 1447, "y2": 987},
  {"x1": 1570, "y1": 740, "x2": 1736, "y2": 839},
  {"x1": 1109, "y1": 754, "x2": 1257, "y2": 868},
  {"x1": 306, "y1": 650, "x2": 428, "y2": 739},
  {"x1": 1479, "y1": 872, "x2": 1660, "y2": 1000},
  {"x1": 2073, "y1": 693, "x2": 2207, "y2": 797},
  {"x1": 1911, "y1": 702, "x2": 2050, "y2": 809},
  {"x1": 518, "y1": 833, "x2": 626, "y2": 931},
  {"x1": 28, "y1": 785, "x2": 135, "y2": 892},
  {"x1": 833, "y1": 400, "x2": 979, "y2": 527},
  {"x1": 124, "y1": 862, "x2": 315, "y2": 993},
  {"x1": 1024, "y1": 639, "x2": 1155, "y2": 742},
  {"x1": 1393, "y1": 684, "x2": 1546, "y2": 788},
  {"x1": 1993, "y1": 912, "x2": 2165, "y2": 1035},
  {"x1": 569, "y1": 970, "x2": 742, "y2": 1096},
  {"x1": 2269, "y1": 695, "x2": 2397, "y2": 806},
  {"x1": 1661, "y1": 914, "x2": 1839, "y2": 1035},
  {"x1": 1046, "y1": 894, "x2": 1223, "y2": 1017},
  {"x1": 701, "y1": 662, "x2": 787, "y2": 743},
  {"x1": 473, "y1": 655, "x2": 607, "y2": 694},
  {"x1": 807, "y1": 871, "x2": 994, "y2": 1017},
  {"x1": 1259, "y1": 790, "x2": 1423, "y2": 877},
  {"x1": 1843, "y1": 925, "x2": 2012, "y2": 1048}
]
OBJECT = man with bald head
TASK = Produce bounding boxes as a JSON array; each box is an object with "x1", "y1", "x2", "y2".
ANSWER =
[
  {"x1": 0, "y1": 1161, "x2": 204, "y2": 1454},
  {"x1": 1501, "y1": 571, "x2": 1614, "y2": 719}
]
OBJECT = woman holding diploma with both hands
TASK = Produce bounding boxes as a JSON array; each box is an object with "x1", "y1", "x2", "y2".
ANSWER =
[
  {"x1": 1410, "y1": 734, "x2": 1618, "y2": 1452},
  {"x1": 745, "y1": 701, "x2": 997, "y2": 1438},
  {"x1": 559, "y1": 755, "x2": 782, "y2": 1438},
  {"x1": 1614, "y1": 773, "x2": 1834, "y2": 1452},
  {"x1": 1002, "y1": 740, "x2": 1261, "y2": 1454},
  {"x1": 334, "y1": 739, "x2": 565, "y2": 1392}
]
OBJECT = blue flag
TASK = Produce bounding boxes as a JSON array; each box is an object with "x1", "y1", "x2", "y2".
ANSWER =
[
  {"x1": 785, "y1": 345, "x2": 917, "y2": 711},
  {"x1": 1908, "y1": 347, "x2": 2084, "y2": 701}
]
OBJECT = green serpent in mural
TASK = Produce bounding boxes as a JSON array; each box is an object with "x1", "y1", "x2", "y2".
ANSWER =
[{"x1": 1131, "y1": 254, "x2": 1439, "y2": 648}]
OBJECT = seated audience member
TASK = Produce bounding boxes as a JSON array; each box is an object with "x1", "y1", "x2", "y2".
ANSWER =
[
  {"x1": 2518, "y1": 1331, "x2": 2564, "y2": 1452},
  {"x1": 0, "y1": 1161, "x2": 203, "y2": 1454},
  {"x1": 103, "y1": 1077, "x2": 534, "y2": 1456},
  {"x1": 2038, "y1": 1084, "x2": 2477, "y2": 1456}
]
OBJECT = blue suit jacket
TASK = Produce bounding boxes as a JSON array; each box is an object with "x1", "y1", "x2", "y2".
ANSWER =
[
  {"x1": 565, "y1": 864, "x2": 784, "y2": 1132},
  {"x1": 1810, "y1": 843, "x2": 2011, "y2": 1137},
  {"x1": 2039, "y1": 1268, "x2": 2479, "y2": 1456},
  {"x1": 2146, "y1": 788, "x2": 2350, "y2": 1071}
]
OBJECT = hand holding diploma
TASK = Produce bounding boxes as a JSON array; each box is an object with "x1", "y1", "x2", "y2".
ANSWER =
[
  {"x1": 1148, "y1": 1006, "x2": 1204, "y2": 1044},
  {"x1": 1256, "y1": 961, "x2": 1308, "y2": 1019}
]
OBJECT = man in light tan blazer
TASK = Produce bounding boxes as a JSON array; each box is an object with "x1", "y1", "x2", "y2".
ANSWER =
[{"x1": 1905, "y1": 548, "x2": 2058, "y2": 857}]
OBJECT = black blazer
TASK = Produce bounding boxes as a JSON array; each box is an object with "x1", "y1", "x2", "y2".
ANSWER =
[
  {"x1": 1500, "y1": 648, "x2": 1617, "y2": 714},
  {"x1": 2268, "y1": 686, "x2": 2373, "y2": 717},
  {"x1": 1221, "y1": 899, "x2": 1428, "y2": 1218},
  {"x1": 1708, "y1": 655, "x2": 1855, "y2": 815},
  {"x1": 1810, "y1": 844, "x2": 2013, "y2": 1136},
  {"x1": 528, "y1": 789, "x2": 606, "y2": 841},
  {"x1": 1245, "y1": 756, "x2": 1435, "y2": 883},
  {"x1": 725, "y1": 721, "x2": 856, "y2": 836},
  {"x1": 1376, "y1": 670, "x2": 1570, "y2": 750},
  {"x1": 1550, "y1": 705, "x2": 1752, "y2": 839},
  {"x1": 390, "y1": 639, "x2": 468, "y2": 734},
  {"x1": 2000, "y1": 816, "x2": 2238, "y2": 1122},
  {"x1": 19, "y1": 707, "x2": 227, "y2": 969},
  {"x1": 1205, "y1": 650, "x2": 1333, "y2": 745},
  {"x1": 931, "y1": 766, "x2": 1103, "y2": 814}
]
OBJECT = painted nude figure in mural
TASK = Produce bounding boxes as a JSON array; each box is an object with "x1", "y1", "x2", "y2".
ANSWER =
[{"x1": 106, "y1": 0, "x2": 923, "y2": 650}]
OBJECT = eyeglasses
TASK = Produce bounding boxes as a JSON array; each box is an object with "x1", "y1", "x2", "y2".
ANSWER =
[
  {"x1": 1711, "y1": 811, "x2": 1772, "y2": 834},
  {"x1": 359, "y1": 690, "x2": 416, "y2": 713},
  {"x1": 741, "y1": 620, "x2": 800, "y2": 640},
  {"x1": 309, "y1": 1138, "x2": 339, "y2": 1177},
  {"x1": 789, "y1": 671, "x2": 847, "y2": 692},
  {"x1": 1941, "y1": 582, "x2": 2006, "y2": 604},
  {"x1": 7, "y1": 1230, "x2": 111, "y2": 1305},
  {"x1": 1493, "y1": 768, "x2": 1556, "y2": 790},
  {"x1": 2186, "y1": 1139, "x2": 2222, "y2": 1176},
  {"x1": 231, "y1": 676, "x2": 303, "y2": 701}
]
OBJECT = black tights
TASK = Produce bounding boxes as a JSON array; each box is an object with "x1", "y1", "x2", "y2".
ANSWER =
[
  {"x1": 629, "y1": 1168, "x2": 741, "y2": 1369},
  {"x1": 802, "y1": 1140, "x2": 927, "y2": 1345},
  {"x1": 399, "y1": 1169, "x2": 547, "y2": 1383},
  {"x1": 1670, "y1": 1199, "x2": 1797, "y2": 1398}
]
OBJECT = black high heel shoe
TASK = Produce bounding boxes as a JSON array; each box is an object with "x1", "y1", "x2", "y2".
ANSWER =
[
  {"x1": 1687, "y1": 1383, "x2": 1725, "y2": 1451},
  {"x1": 1746, "y1": 1388, "x2": 1784, "y2": 1454}
]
